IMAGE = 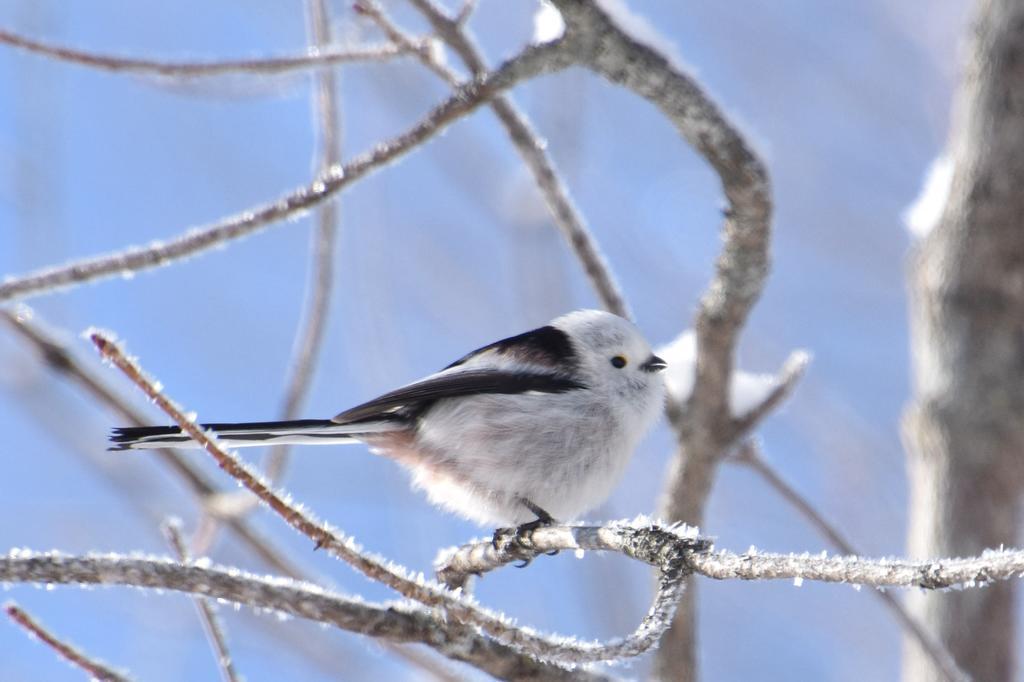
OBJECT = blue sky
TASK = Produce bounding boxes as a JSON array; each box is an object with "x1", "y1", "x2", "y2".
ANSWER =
[{"x1": 0, "y1": 1, "x2": 976, "y2": 679}]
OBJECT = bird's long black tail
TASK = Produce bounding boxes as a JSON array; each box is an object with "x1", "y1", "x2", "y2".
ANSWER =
[{"x1": 109, "y1": 418, "x2": 403, "y2": 451}]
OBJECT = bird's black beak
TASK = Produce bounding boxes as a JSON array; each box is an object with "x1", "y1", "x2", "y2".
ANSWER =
[{"x1": 641, "y1": 355, "x2": 667, "y2": 373}]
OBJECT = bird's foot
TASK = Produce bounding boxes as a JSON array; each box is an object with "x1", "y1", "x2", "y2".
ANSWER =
[{"x1": 491, "y1": 516, "x2": 555, "y2": 567}]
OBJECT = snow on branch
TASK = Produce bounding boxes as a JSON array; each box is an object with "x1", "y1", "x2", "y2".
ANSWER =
[
  {"x1": 5, "y1": 601, "x2": 131, "y2": 682},
  {"x1": 0, "y1": 26, "x2": 411, "y2": 77},
  {"x1": 437, "y1": 523, "x2": 1024, "y2": 592},
  {"x1": 0, "y1": 553, "x2": 600, "y2": 682}
]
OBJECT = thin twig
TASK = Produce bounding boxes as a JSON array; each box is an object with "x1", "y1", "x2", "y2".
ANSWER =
[
  {"x1": 4, "y1": 602, "x2": 131, "y2": 682},
  {"x1": 373, "y1": 0, "x2": 631, "y2": 317},
  {"x1": 0, "y1": 555, "x2": 604, "y2": 682},
  {"x1": 262, "y1": 0, "x2": 344, "y2": 486},
  {"x1": 733, "y1": 444, "x2": 969, "y2": 682},
  {"x1": 0, "y1": 37, "x2": 573, "y2": 305},
  {"x1": 0, "y1": 27, "x2": 411, "y2": 77},
  {"x1": 88, "y1": 330, "x2": 708, "y2": 665},
  {"x1": 162, "y1": 521, "x2": 242, "y2": 682},
  {"x1": 0, "y1": 307, "x2": 308, "y2": 581},
  {"x1": 729, "y1": 351, "x2": 810, "y2": 433}
]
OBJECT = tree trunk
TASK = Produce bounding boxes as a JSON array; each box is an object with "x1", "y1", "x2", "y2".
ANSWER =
[{"x1": 903, "y1": 1, "x2": 1024, "y2": 679}]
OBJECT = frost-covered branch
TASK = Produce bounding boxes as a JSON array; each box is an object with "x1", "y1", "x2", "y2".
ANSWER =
[
  {"x1": 162, "y1": 521, "x2": 241, "y2": 682},
  {"x1": 0, "y1": 37, "x2": 571, "y2": 304},
  {"x1": 436, "y1": 523, "x2": 1024, "y2": 591},
  {"x1": 0, "y1": 308, "x2": 307, "y2": 581},
  {"x1": 4, "y1": 602, "x2": 131, "y2": 682},
  {"x1": 0, "y1": 26, "x2": 410, "y2": 77},
  {"x1": 0, "y1": 554, "x2": 600, "y2": 682}
]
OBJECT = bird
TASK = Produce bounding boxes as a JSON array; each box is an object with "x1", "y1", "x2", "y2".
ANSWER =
[{"x1": 110, "y1": 310, "x2": 667, "y2": 533}]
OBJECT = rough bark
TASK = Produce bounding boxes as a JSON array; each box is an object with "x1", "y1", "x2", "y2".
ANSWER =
[{"x1": 903, "y1": 1, "x2": 1024, "y2": 680}]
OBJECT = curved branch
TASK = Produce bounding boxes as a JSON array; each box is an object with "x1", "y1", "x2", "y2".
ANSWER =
[
  {"x1": 261, "y1": 0, "x2": 345, "y2": 488},
  {"x1": 0, "y1": 27, "x2": 409, "y2": 77},
  {"x1": 0, "y1": 37, "x2": 574, "y2": 304},
  {"x1": 0, "y1": 554, "x2": 603, "y2": 682}
]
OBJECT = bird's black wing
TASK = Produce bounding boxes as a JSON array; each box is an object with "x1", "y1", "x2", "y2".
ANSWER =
[
  {"x1": 444, "y1": 325, "x2": 578, "y2": 370},
  {"x1": 331, "y1": 368, "x2": 584, "y2": 425}
]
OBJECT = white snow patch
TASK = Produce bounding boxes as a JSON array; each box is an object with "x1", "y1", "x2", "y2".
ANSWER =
[
  {"x1": 533, "y1": 1, "x2": 565, "y2": 43},
  {"x1": 659, "y1": 330, "x2": 805, "y2": 417},
  {"x1": 903, "y1": 154, "x2": 953, "y2": 238}
]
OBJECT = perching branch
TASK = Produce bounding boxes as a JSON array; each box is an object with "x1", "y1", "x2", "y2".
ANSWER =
[
  {"x1": 436, "y1": 524, "x2": 1024, "y2": 591},
  {"x1": 5, "y1": 602, "x2": 131, "y2": 682},
  {"x1": 87, "y1": 330, "x2": 694, "y2": 666},
  {"x1": 0, "y1": 27, "x2": 411, "y2": 78},
  {"x1": 0, "y1": 554, "x2": 604, "y2": 682},
  {"x1": 0, "y1": 37, "x2": 573, "y2": 304},
  {"x1": 162, "y1": 521, "x2": 242, "y2": 682}
]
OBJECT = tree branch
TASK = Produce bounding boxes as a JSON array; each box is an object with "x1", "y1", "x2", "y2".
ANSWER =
[
  {"x1": 0, "y1": 27, "x2": 411, "y2": 77},
  {"x1": 0, "y1": 554, "x2": 604, "y2": 682},
  {"x1": 162, "y1": 520, "x2": 241, "y2": 682},
  {"x1": 0, "y1": 37, "x2": 574, "y2": 304},
  {"x1": 4, "y1": 602, "x2": 131, "y2": 682},
  {"x1": 436, "y1": 525, "x2": 1024, "y2": 591},
  {"x1": 401, "y1": 0, "x2": 631, "y2": 317}
]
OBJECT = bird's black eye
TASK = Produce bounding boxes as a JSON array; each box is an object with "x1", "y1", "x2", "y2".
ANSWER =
[{"x1": 610, "y1": 355, "x2": 627, "y2": 369}]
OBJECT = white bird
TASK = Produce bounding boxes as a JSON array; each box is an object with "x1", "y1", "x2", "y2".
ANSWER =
[{"x1": 111, "y1": 310, "x2": 667, "y2": 531}]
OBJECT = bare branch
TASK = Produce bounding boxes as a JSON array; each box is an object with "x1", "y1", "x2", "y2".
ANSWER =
[
  {"x1": 4, "y1": 601, "x2": 131, "y2": 682},
  {"x1": 262, "y1": 0, "x2": 345, "y2": 488},
  {"x1": 0, "y1": 27, "x2": 410, "y2": 77},
  {"x1": 0, "y1": 37, "x2": 574, "y2": 304},
  {"x1": 732, "y1": 444, "x2": 969, "y2": 682},
  {"x1": 0, "y1": 307, "x2": 308, "y2": 581},
  {"x1": 398, "y1": 0, "x2": 632, "y2": 317},
  {"x1": 162, "y1": 520, "x2": 242, "y2": 682},
  {"x1": 0, "y1": 554, "x2": 604, "y2": 682}
]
